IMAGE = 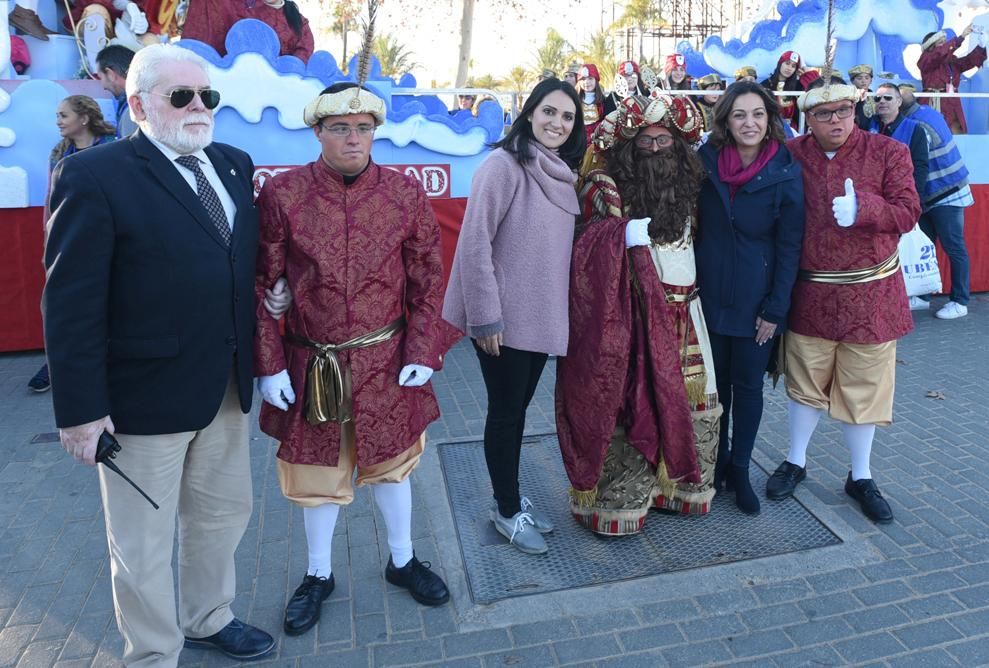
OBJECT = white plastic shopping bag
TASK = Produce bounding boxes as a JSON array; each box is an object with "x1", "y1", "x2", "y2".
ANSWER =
[{"x1": 899, "y1": 224, "x2": 942, "y2": 297}]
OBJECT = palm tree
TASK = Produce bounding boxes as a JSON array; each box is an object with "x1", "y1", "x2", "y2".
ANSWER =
[
  {"x1": 466, "y1": 74, "x2": 503, "y2": 91},
  {"x1": 611, "y1": 0, "x2": 665, "y2": 63},
  {"x1": 329, "y1": 0, "x2": 363, "y2": 70},
  {"x1": 505, "y1": 66, "x2": 532, "y2": 96},
  {"x1": 576, "y1": 30, "x2": 618, "y2": 90},
  {"x1": 373, "y1": 33, "x2": 418, "y2": 78},
  {"x1": 533, "y1": 28, "x2": 573, "y2": 79}
]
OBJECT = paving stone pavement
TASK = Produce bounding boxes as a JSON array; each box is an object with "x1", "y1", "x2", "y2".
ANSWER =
[{"x1": 1, "y1": 294, "x2": 987, "y2": 667}]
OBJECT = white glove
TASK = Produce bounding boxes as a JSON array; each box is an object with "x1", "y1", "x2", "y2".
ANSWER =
[
  {"x1": 832, "y1": 178, "x2": 857, "y2": 228},
  {"x1": 264, "y1": 277, "x2": 292, "y2": 319},
  {"x1": 123, "y1": 2, "x2": 149, "y2": 34},
  {"x1": 257, "y1": 370, "x2": 295, "y2": 410},
  {"x1": 624, "y1": 217, "x2": 651, "y2": 247},
  {"x1": 398, "y1": 364, "x2": 433, "y2": 387}
]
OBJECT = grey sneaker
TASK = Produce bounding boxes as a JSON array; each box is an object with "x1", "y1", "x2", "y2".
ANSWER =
[
  {"x1": 490, "y1": 510, "x2": 548, "y2": 554},
  {"x1": 520, "y1": 496, "x2": 554, "y2": 533}
]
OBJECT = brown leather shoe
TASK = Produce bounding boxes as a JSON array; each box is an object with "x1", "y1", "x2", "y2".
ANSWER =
[{"x1": 9, "y1": 5, "x2": 56, "y2": 41}]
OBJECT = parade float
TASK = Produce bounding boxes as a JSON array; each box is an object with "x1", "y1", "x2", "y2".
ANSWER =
[{"x1": 1, "y1": 0, "x2": 987, "y2": 352}]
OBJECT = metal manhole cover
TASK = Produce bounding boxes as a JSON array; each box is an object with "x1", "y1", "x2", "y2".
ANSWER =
[{"x1": 439, "y1": 434, "x2": 842, "y2": 604}]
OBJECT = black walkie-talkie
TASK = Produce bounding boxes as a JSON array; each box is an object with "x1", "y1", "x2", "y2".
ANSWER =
[{"x1": 96, "y1": 431, "x2": 160, "y2": 510}]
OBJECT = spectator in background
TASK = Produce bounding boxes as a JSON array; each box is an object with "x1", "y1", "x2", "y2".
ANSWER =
[
  {"x1": 49, "y1": 95, "x2": 117, "y2": 171},
  {"x1": 918, "y1": 24, "x2": 987, "y2": 134},
  {"x1": 29, "y1": 95, "x2": 115, "y2": 394},
  {"x1": 443, "y1": 78, "x2": 584, "y2": 554},
  {"x1": 734, "y1": 66, "x2": 758, "y2": 83},
  {"x1": 696, "y1": 81, "x2": 805, "y2": 515},
  {"x1": 578, "y1": 64, "x2": 606, "y2": 142},
  {"x1": 848, "y1": 64, "x2": 875, "y2": 129},
  {"x1": 695, "y1": 73, "x2": 723, "y2": 131},
  {"x1": 449, "y1": 93, "x2": 476, "y2": 116},
  {"x1": 96, "y1": 45, "x2": 139, "y2": 138},
  {"x1": 867, "y1": 83, "x2": 929, "y2": 198},
  {"x1": 663, "y1": 53, "x2": 692, "y2": 90},
  {"x1": 761, "y1": 51, "x2": 805, "y2": 129},
  {"x1": 564, "y1": 63, "x2": 580, "y2": 89},
  {"x1": 900, "y1": 83, "x2": 975, "y2": 319}
]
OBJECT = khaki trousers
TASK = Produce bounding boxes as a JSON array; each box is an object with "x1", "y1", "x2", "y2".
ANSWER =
[
  {"x1": 277, "y1": 424, "x2": 424, "y2": 506},
  {"x1": 98, "y1": 372, "x2": 252, "y2": 667},
  {"x1": 784, "y1": 332, "x2": 897, "y2": 425}
]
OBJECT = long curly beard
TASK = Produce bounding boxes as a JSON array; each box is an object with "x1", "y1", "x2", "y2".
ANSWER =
[{"x1": 607, "y1": 137, "x2": 705, "y2": 244}]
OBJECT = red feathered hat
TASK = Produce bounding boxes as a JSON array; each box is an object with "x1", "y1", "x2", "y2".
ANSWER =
[
  {"x1": 778, "y1": 51, "x2": 801, "y2": 70},
  {"x1": 618, "y1": 60, "x2": 640, "y2": 76},
  {"x1": 579, "y1": 64, "x2": 600, "y2": 81},
  {"x1": 664, "y1": 53, "x2": 686, "y2": 74}
]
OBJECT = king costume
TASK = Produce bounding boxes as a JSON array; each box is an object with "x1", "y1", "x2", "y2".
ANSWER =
[
  {"x1": 254, "y1": 85, "x2": 455, "y2": 636},
  {"x1": 556, "y1": 93, "x2": 721, "y2": 537}
]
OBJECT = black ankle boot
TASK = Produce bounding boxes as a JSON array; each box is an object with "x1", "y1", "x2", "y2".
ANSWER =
[
  {"x1": 731, "y1": 465, "x2": 760, "y2": 515},
  {"x1": 714, "y1": 442, "x2": 731, "y2": 492}
]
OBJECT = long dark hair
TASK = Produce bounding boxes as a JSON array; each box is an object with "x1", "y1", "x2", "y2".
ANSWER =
[
  {"x1": 708, "y1": 81, "x2": 786, "y2": 149},
  {"x1": 764, "y1": 60, "x2": 802, "y2": 92},
  {"x1": 283, "y1": 0, "x2": 303, "y2": 38},
  {"x1": 492, "y1": 78, "x2": 586, "y2": 169}
]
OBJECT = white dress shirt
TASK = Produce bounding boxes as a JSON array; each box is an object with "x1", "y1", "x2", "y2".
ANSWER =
[{"x1": 145, "y1": 135, "x2": 238, "y2": 230}]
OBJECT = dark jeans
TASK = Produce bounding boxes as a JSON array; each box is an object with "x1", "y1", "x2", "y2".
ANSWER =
[
  {"x1": 920, "y1": 205, "x2": 970, "y2": 305},
  {"x1": 473, "y1": 343, "x2": 548, "y2": 518},
  {"x1": 708, "y1": 331, "x2": 775, "y2": 469}
]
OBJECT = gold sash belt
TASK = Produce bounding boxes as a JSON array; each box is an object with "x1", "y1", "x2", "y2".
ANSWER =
[
  {"x1": 798, "y1": 249, "x2": 899, "y2": 285},
  {"x1": 287, "y1": 317, "x2": 405, "y2": 425}
]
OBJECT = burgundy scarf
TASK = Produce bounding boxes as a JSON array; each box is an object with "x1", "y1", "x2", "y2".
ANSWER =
[{"x1": 717, "y1": 140, "x2": 779, "y2": 199}]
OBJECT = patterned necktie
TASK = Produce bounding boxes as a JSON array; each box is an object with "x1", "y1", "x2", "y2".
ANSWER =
[{"x1": 175, "y1": 154, "x2": 231, "y2": 246}]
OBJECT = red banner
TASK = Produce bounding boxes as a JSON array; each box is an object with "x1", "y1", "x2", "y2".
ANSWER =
[{"x1": 253, "y1": 164, "x2": 451, "y2": 199}]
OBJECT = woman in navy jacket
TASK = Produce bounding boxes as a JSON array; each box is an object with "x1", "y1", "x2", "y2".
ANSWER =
[{"x1": 696, "y1": 81, "x2": 805, "y2": 515}]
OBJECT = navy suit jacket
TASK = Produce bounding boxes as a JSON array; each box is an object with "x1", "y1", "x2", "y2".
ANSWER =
[{"x1": 43, "y1": 130, "x2": 259, "y2": 433}]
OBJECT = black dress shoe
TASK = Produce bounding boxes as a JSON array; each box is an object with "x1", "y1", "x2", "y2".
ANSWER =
[
  {"x1": 844, "y1": 473, "x2": 894, "y2": 524},
  {"x1": 765, "y1": 461, "x2": 806, "y2": 500},
  {"x1": 385, "y1": 555, "x2": 450, "y2": 606},
  {"x1": 283, "y1": 573, "x2": 335, "y2": 636},
  {"x1": 184, "y1": 618, "x2": 275, "y2": 660}
]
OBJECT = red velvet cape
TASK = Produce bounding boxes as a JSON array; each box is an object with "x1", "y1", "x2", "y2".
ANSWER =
[{"x1": 556, "y1": 216, "x2": 700, "y2": 493}]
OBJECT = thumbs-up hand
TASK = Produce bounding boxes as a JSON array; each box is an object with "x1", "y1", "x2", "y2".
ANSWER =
[{"x1": 832, "y1": 178, "x2": 857, "y2": 228}]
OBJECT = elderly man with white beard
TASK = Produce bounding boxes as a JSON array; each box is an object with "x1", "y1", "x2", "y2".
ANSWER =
[{"x1": 43, "y1": 44, "x2": 277, "y2": 666}]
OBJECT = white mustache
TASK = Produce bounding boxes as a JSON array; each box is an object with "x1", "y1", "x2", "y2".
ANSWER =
[{"x1": 182, "y1": 115, "x2": 213, "y2": 128}]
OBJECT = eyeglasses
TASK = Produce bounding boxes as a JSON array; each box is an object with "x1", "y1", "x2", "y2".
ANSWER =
[
  {"x1": 635, "y1": 134, "x2": 674, "y2": 148},
  {"x1": 874, "y1": 94, "x2": 896, "y2": 102},
  {"x1": 809, "y1": 105, "x2": 855, "y2": 122},
  {"x1": 318, "y1": 123, "x2": 376, "y2": 137},
  {"x1": 146, "y1": 87, "x2": 221, "y2": 110}
]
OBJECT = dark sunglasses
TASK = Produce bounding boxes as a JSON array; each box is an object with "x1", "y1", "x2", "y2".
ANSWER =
[
  {"x1": 874, "y1": 94, "x2": 896, "y2": 102},
  {"x1": 147, "y1": 87, "x2": 221, "y2": 110}
]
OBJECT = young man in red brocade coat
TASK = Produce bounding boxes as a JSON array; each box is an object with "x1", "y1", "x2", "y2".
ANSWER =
[
  {"x1": 253, "y1": 83, "x2": 454, "y2": 637},
  {"x1": 764, "y1": 81, "x2": 922, "y2": 524}
]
